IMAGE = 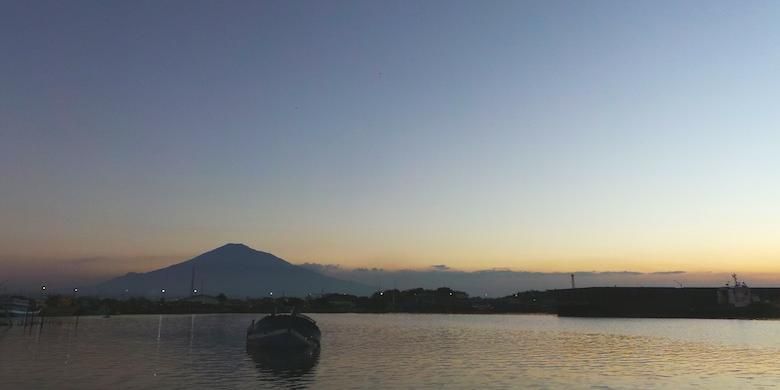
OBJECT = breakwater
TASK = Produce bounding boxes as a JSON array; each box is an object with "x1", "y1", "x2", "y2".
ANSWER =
[{"x1": 555, "y1": 287, "x2": 780, "y2": 319}]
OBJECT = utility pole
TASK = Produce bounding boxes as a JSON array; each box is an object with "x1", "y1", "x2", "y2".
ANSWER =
[{"x1": 190, "y1": 266, "x2": 196, "y2": 297}]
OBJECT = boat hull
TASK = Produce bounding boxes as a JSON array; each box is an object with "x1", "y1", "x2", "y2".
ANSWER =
[
  {"x1": 247, "y1": 313, "x2": 321, "y2": 350},
  {"x1": 247, "y1": 328, "x2": 319, "y2": 349}
]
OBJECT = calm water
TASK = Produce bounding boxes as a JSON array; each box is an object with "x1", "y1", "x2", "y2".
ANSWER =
[{"x1": 2, "y1": 313, "x2": 780, "y2": 389}]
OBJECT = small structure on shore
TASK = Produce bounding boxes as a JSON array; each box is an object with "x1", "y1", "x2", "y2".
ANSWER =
[{"x1": 717, "y1": 274, "x2": 757, "y2": 308}]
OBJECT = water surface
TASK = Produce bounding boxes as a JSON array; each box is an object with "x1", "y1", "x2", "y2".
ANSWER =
[{"x1": 2, "y1": 313, "x2": 780, "y2": 389}]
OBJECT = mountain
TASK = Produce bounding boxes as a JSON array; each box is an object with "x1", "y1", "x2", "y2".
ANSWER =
[{"x1": 96, "y1": 243, "x2": 374, "y2": 298}]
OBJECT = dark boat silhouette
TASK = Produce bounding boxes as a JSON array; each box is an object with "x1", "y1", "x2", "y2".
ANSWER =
[{"x1": 247, "y1": 309, "x2": 321, "y2": 349}]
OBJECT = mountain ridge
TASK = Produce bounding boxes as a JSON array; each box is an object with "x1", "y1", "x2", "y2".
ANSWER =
[{"x1": 96, "y1": 243, "x2": 373, "y2": 297}]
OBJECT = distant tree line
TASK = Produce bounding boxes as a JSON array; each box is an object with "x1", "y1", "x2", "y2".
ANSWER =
[{"x1": 38, "y1": 288, "x2": 556, "y2": 316}]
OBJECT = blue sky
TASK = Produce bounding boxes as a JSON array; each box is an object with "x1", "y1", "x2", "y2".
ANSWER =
[{"x1": 2, "y1": 1, "x2": 780, "y2": 282}]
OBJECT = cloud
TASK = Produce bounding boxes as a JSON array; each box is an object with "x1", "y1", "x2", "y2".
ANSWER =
[
  {"x1": 63, "y1": 257, "x2": 106, "y2": 265},
  {"x1": 589, "y1": 271, "x2": 643, "y2": 276},
  {"x1": 352, "y1": 267, "x2": 385, "y2": 273},
  {"x1": 300, "y1": 262, "x2": 342, "y2": 273},
  {"x1": 295, "y1": 263, "x2": 743, "y2": 297}
]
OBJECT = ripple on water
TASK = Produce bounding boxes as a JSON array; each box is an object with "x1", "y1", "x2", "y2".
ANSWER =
[{"x1": 2, "y1": 314, "x2": 780, "y2": 389}]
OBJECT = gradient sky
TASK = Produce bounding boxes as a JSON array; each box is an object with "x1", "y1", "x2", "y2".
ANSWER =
[{"x1": 3, "y1": 0, "x2": 780, "y2": 282}]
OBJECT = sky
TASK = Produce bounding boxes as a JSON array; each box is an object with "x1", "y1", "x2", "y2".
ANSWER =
[{"x1": 3, "y1": 1, "x2": 780, "y2": 288}]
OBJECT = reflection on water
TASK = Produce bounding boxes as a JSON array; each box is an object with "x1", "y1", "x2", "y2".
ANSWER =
[
  {"x1": 3, "y1": 313, "x2": 780, "y2": 388},
  {"x1": 247, "y1": 346, "x2": 319, "y2": 388}
]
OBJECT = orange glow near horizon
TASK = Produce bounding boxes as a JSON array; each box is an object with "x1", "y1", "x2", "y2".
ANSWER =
[{"x1": 5, "y1": 240, "x2": 780, "y2": 276}]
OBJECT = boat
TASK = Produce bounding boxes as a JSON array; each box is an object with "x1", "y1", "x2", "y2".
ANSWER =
[
  {"x1": 247, "y1": 309, "x2": 321, "y2": 349},
  {"x1": 716, "y1": 274, "x2": 757, "y2": 308}
]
